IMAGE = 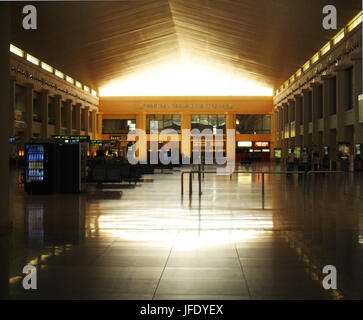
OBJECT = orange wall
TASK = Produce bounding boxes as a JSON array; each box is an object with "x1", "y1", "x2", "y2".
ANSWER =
[
  {"x1": 99, "y1": 97, "x2": 273, "y2": 151},
  {"x1": 100, "y1": 96, "x2": 273, "y2": 115}
]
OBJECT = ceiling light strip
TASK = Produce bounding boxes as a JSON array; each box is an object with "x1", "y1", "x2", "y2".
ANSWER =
[{"x1": 9, "y1": 43, "x2": 98, "y2": 97}]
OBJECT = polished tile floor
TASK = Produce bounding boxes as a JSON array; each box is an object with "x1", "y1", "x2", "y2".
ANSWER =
[{"x1": 1, "y1": 164, "x2": 363, "y2": 300}]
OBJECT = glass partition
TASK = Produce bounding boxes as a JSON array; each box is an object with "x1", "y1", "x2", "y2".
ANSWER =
[
  {"x1": 146, "y1": 115, "x2": 181, "y2": 133},
  {"x1": 236, "y1": 114, "x2": 270, "y2": 134},
  {"x1": 191, "y1": 114, "x2": 226, "y2": 133},
  {"x1": 102, "y1": 119, "x2": 136, "y2": 134}
]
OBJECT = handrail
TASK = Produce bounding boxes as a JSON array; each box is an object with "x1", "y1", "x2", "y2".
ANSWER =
[{"x1": 181, "y1": 169, "x2": 348, "y2": 209}]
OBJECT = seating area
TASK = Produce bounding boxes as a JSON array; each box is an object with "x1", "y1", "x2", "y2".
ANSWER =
[{"x1": 86, "y1": 160, "x2": 176, "y2": 184}]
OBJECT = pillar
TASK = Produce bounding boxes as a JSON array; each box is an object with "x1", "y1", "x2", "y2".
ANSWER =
[
  {"x1": 282, "y1": 102, "x2": 288, "y2": 156},
  {"x1": 322, "y1": 76, "x2": 335, "y2": 146},
  {"x1": 352, "y1": 55, "x2": 363, "y2": 143},
  {"x1": 65, "y1": 99, "x2": 73, "y2": 135},
  {"x1": 54, "y1": 95, "x2": 62, "y2": 135},
  {"x1": 74, "y1": 103, "x2": 82, "y2": 135},
  {"x1": 181, "y1": 113, "x2": 191, "y2": 160},
  {"x1": 40, "y1": 90, "x2": 49, "y2": 138},
  {"x1": 135, "y1": 113, "x2": 147, "y2": 162},
  {"x1": 226, "y1": 113, "x2": 236, "y2": 166},
  {"x1": 24, "y1": 83, "x2": 34, "y2": 141},
  {"x1": 0, "y1": 2, "x2": 10, "y2": 234},
  {"x1": 294, "y1": 94, "x2": 302, "y2": 147},
  {"x1": 97, "y1": 112, "x2": 103, "y2": 138},
  {"x1": 288, "y1": 99, "x2": 294, "y2": 148},
  {"x1": 83, "y1": 107, "x2": 90, "y2": 136},
  {"x1": 9, "y1": 76, "x2": 16, "y2": 139},
  {"x1": 335, "y1": 67, "x2": 349, "y2": 142},
  {"x1": 302, "y1": 89, "x2": 311, "y2": 149},
  {"x1": 311, "y1": 83, "x2": 322, "y2": 151},
  {"x1": 91, "y1": 110, "x2": 97, "y2": 140}
]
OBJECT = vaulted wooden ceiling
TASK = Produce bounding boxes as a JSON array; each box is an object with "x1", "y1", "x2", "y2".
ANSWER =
[{"x1": 10, "y1": 0, "x2": 362, "y2": 92}]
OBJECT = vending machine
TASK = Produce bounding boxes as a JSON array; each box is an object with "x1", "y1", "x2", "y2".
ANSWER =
[
  {"x1": 59, "y1": 143, "x2": 81, "y2": 193},
  {"x1": 24, "y1": 143, "x2": 58, "y2": 194}
]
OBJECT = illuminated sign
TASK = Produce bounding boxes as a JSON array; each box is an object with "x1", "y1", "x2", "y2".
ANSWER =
[
  {"x1": 254, "y1": 141, "x2": 269, "y2": 148},
  {"x1": 274, "y1": 148, "x2": 282, "y2": 159},
  {"x1": 52, "y1": 135, "x2": 90, "y2": 143},
  {"x1": 90, "y1": 140, "x2": 117, "y2": 146},
  {"x1": 110, "y1": 135, "x2": 128, "y2": 141},
  {"x1": 238, "y1": 141, "x2": 252, "y2": 147}
]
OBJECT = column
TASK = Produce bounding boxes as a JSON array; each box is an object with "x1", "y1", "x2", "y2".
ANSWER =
[
  {"x1": 311, "y1": 83, "x2": 322, "y2": 151},
  {"x1": 40, "y1": 90, "x2": 49, "y2": 138},
  {"x1": 65, "y1": 99, "x2": 73, "y2": 135},
  {"x1": 279, "y1": 105, "x2": 284, "y2": 144},
  {"x1": 0, "y1": 2, "x2": 10, "y2": 234},
  {"x1": 335, "y1": 67, "x2": 349, "y2": 142},
  {"x1": 135, "y1": 113, "x2": 147, "y2": 162},
  {"x1": 83, "y1": 107, "x2": 90, "y2": 136},
  {"x1": 277, "y1": 107, "x2": 282, "y2": 146},
  {"x1": 302, "y1": 89, "x2": 311, "y2": 149},
  {"x1": 352, "y1": 55, "x2": 363, "y2": 143},
  {"x1": 24, "y1": 83, "x2": 34, "y2": 141},
  {"x1": 181, "y1": 113, "x2": 191, "y2": 160},
  {"x1": 294, "y1": 94, "x2": 302, "y2": 147},
  {"x1": 282, "y1": 102, "x2": 288, "y2": 156},
  {"x1": 54, "y1": 95, "x2": 62, "y2": 135},
  {"x1": 91, "y1": 110, "x2": 97, "y2": 140},
  {"x1": 9, "y1": 76, "x2": 16, "y2": 139},
  {"x1": 288, "y1": 99, "x2": 294, "y2": 149},
  {"x1": 226, "y1": 113, "x2": 236, "y2": 167},
  {"x1": 74, "y1": 103, "x2": 82, "y2": 135},
  {"x1": 97, "y1": 112, "x2": 103, "y2": 138},
  {"x1": 322, "y1": 76, "x2": 335, "y2": 146}
]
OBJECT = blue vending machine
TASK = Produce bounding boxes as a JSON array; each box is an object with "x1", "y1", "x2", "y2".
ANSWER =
[{"x1": 24, "y1": 143, "x2": 58, "y2": 194}]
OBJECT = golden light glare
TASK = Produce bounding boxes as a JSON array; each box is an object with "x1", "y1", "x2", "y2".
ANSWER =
[{"x1": 99, "y1": 56, "x2": 273, "y2": 97}]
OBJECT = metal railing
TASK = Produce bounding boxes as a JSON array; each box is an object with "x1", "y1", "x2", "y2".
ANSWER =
[{"x1": 181, "y1": 168, "x2": 347, "y2": 209}]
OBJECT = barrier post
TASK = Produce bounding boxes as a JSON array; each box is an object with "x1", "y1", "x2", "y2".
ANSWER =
[
  {"x1": 198, "y1": 170, "x2": 202, "y2": 196},
  {"x1": 181, "y1": 172, "x2": 184, "y2": 195},
  {"x1": 262, "y1": 172, "x2": 265, "y2": 210}
]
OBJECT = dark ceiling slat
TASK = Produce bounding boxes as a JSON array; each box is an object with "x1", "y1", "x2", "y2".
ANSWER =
[{"x1": 9, "y1": 0, "x2": 362, "y2": 91}]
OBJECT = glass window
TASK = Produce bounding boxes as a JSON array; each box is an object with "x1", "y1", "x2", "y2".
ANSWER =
[
  {"x1": 146, "y1": 115, "x2": 181, "y2": 133},
  {"x1": 191, "y1": 114, "x2": 226, "y2": 133},
  {"x1": 15, "y1": 85, "x2": 26, "y2": 121},
  {"x1": 48, "y1": 97, "x2": 55, "y2": 125},
  {"x1": 102, "y1": 119, "x2": 136, "y2": 134},
  {"x1": 236, "y1": 115, "x2": 271, "y2": 134},
  {"x1": 33, "y1": 92, "x2": 41, "y2": 122}
]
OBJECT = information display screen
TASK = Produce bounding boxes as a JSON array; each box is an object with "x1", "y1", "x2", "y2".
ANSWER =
[
  {"x1": 355, "y1": 144, "x2": 361, "y2": 156},
  {"x1": 294, "y1": 147, "x2": 301, "y2": 159},
  {"x1": 274, "y1": 148, "x2": 282, "y2": 159},
  {"x1": 338, "y1": 143, "x2": 350, "y2": 160}
]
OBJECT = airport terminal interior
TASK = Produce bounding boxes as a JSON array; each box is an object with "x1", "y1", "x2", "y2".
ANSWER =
[{"x1": 0, "y1": 0, "x2": 363, "y2": 300}]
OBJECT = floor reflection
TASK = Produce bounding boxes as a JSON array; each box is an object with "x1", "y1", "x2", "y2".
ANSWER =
[{"x1": 2, "y1": 166, "x2": 363, "y2": 299}]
